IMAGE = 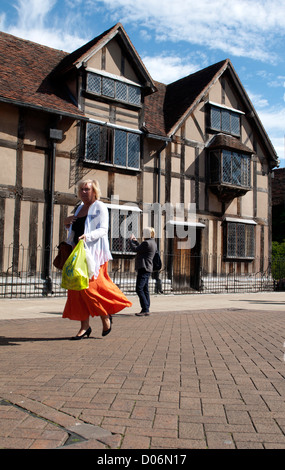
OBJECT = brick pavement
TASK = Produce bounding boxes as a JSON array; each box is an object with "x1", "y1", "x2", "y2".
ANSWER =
[{"x1": 0, "y1": 306, "x2": 285, "y2": 449}]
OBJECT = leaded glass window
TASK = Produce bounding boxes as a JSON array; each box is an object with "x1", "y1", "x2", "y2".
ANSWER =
[
  {"x1": 108, "y1": 208, "x2": 140, "y2": 253},
  {"x1": 86, "y1": 72, "x2": 141, "y2": 106},
  {"x1": 210, "y1": 107, "x2": 221, "y2": 131},
  {"x1": 128, "y1": 133, "x2": 140, "y2": 169},
  {"x1": 85, "y1": 123, "x2": 140, "y2": 170},
  {"x1": 87, "y1": 73, "x2": 101, "y2": 94},
  {"x1": 221, "y1": 109, "x2": 230, "y2": 133},
  {"x1": 116, "y1": 81, "x2": 128, "y2": 101},
  {"x1": 114, "y1": 130, "x2": 127, "y2": 166},
  {"x1": 85, "y1": 123, "x2": 101, "y2": 162},
  {"x1": 222, "y1": 150, "x2": 232, "y2": 183},
  {"x1": 128, "y1": 85, "x2": 141, "y2": 105},
  {"x1": 210, "y1": 105, "x2": 241, "y2": 136},
  {"x1": 102, "y1": 77, "x2": 115, "y2": 98},
  {"x1": 226, "y1": 222, "x2": 255, "y2": 259}
]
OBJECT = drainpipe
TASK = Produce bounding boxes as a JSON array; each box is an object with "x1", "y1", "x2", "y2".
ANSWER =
[
  {"x1": 142, "y1": 132, "x2": 170, "y2": 251},
  {"x1": 43, "y1": 127, "x2": 63, "y2": 295},
  {"x1": 155, "y1": 138, "x2": 170, "y2": 252},
  {"x1": 156, "y1": 148, "x2": 162, "y2": 252}
]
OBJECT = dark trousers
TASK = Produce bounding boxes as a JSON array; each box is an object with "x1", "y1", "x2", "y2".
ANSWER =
[{"x1": 136, "y1": 268, "x2": 151, "y2": 313}]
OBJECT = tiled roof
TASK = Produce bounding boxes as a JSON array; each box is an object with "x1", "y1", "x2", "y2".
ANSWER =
[
  {"x1": 144, "y1": 81, "x2": 167, "y2": 136},
  {"x1": 0, "y1": 31, "x2": 83, "y2": 117},
  {"x1": 52, "y1": 25, "x2": 117, "y2": 76},
  {"x1": 0, "y1": 25, "x2": 155, "y2": 119},
  {"x1": 53, "y1": 23, "x2": 156, "y2": 95},
  {"x1": 207, "y1": 133, "x2": 254, "y2": 154},
  {"x1": 0, "y1": 29, "x2": 278, "y2": 166}
]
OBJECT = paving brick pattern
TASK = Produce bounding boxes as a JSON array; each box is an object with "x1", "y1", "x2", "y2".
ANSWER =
[{"x1": 0, "y1": 308, "x2": 285, "y2": 449}]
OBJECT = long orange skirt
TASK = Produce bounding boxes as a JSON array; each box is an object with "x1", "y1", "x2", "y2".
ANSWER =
[{"x1": 63, "y1": 262, "x2": 132, "y2": 321}]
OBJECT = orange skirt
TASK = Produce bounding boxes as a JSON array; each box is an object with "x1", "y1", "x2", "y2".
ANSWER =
[{"x1": 63, "y1": 262, "x2": 132, "y2": 321}]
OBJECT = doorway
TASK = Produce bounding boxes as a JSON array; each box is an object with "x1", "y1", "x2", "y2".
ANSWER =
[{"x1": 172, "y1": 229, "x2": 202, "y2": 291}]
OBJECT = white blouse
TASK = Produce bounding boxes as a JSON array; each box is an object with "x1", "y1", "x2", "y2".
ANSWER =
[{"x1": 67, "y1": 200, "x2": 112, "y2": 279}]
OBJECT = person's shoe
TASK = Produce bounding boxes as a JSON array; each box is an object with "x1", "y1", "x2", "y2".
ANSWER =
[
  {"x1": 135, "y1": 311, "x2": 150, "y2": 316},
  {"x1": 102, "y1": 315, "x2": 112, "y2": 337},
  {"x1": 70, "y1": 327, "x2": 92, "y2": 340}
]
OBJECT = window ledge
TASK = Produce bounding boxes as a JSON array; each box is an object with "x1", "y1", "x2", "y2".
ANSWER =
[
  {"x1": 83, "y1": 159, "x2": 141, "y2": 175},
  {"x1": 209, "y1": 183, "x2": 251, "y2": 202},
  {"x1": 82, "y1": 90, "x2": 142, "y2": 110}
]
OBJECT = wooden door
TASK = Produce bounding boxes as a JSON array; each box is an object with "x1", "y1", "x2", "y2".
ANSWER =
[{"x1": 172, "y1": 230, "x2": 201, "y2": 291}]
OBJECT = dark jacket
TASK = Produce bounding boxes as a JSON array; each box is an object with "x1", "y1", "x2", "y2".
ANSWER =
[{"x1": 130, "y1": 238, "x2": 157, "y2": 272}]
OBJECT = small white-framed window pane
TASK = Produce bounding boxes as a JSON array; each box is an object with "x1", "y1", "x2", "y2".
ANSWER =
[
  {"x1": 127, "y1": 133, "x2": 140, "y2": 169},
  {"x1": 210, "y1": 107, "x2": 221, "y2": 130},
  {"x1": 222, "y1": 150, "x2": 232, "y2": 183},
  {"x1": 245, "y1": 156, "x2": 251, "y2": 186},
  {"x1": 232, "y1": 153, "x2": 241, "y2": 186},
  {"x1": 102, "y1": 77, "x2": 115, "y2": 97},
  {"x1": 237, "y1": 223, "x2": 246, "y2": 257},
  {"x1": 116, "y1": 81, "x2": 128, "y2": 101},
  {"x1": 231, "y1": 112, "x2": 240, "y2": 135},
  {"x1": 246, "y1": 224, "x2": 255, "y2": 258},
  {"x1": 87, "y1": 73, "x2": 101, "y2": 94},
  {"x1": 109, "y1": 209, "x2": 140, "y2": 253},
  {"x1": 241, "y1": 155, "x2": 250, "y2": 187},
  {"x1": 227, "y1": 223, "x2": 236, "y2": 257},
  {"x1": 221, "y1": 110, "x2": 230, "y2": 133},
  {"x1": 114, "y1": 130, "x2": 127, "y2": 166},
  {"x1": 86, "y1": 123, "x2": 100, "y2": 162},
  {"x1": 128, "y1": 85, "x2": 141, "y2": 105}
]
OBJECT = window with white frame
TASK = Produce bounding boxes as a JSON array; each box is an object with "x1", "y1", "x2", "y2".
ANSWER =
[
  {"x1": 209, "y1": 105, "x2": 241, "y2": 136},
  {"x1": 209, "y1": 150, "x2": 251, "y2": 188},
  {"x1": 107, "y1": 206, "x2": 140, "y2": 254},
  {"x1": 87, "y1": 72, "x2": 141, "y2": 106},
  {"x1": 85, "y1": 123, "x2": 140, "y2": 170},
  {"x1": 225, "y1": 220, "x2": 255, "y2": 259}
]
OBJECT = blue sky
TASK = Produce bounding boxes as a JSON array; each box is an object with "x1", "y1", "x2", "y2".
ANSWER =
[{"x1": 1, "y1": 0, "x2": 284, "y2": 166}]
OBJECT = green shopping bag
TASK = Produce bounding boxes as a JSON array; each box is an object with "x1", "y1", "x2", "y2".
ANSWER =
[{"x1": 61, "y1": 240, "x2": 89, "y2": 291}]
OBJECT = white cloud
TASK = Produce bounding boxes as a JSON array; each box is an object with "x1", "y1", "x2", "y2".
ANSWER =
[
  {"x1": 1, "y1": 0, "x2": 283, "y2": 164},
  {"x1": 3, "y1": 0, "x2": 285, "y2": 61},
  {"x1": 1, "y1": 0, "x2": 88, "y2": 51},
  {"x1": 14, "y1": 0, "x2": 57, "y2": 29},
  {"x1": 257, "y1": 107, "x2": 285, "y2": 162},
  {"x1": 248, "y1": 88, "x2": 284, "y2": 160},
  {"x1": 142, "y1": 55, "x2": 200, "y2": 84},
  {"x1": 258, "y1": 108, "x2": 285, "y2": 133},
  {"x1": 248, "y1": 91, "x2": 269, "y2": 109},
  {"x1": 0, "y1": 13, "x2": 5, "y2": 29},
  {"x1": 96, "y1": 0, "x2": 285, "y2": 63}
]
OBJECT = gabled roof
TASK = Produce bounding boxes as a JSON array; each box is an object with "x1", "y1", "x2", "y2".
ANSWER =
[
  {"x1": 53, "y1": 23, "x2": 156, "y2": 94},
  {"x1": 145, "y1": 59, "x2": 278, "y2": 164},
  {"x1": 0, "y1": 24, "x2": 156, "y2": 119},
  {"x1": 0, "y1": 27, "x2": 278, "y2": 165},
  {"x1": 144, "y1": 60, "x2": 227, "y2": 137},
  {"x1": 0, "y1": 31, "x2": 83, "y2": 118},
  {"x1": 164, "y1": 60, "x2": 228, "y2": 135}
]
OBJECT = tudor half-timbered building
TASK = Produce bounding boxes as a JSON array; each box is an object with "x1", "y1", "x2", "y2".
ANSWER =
[{"x1": 0, "y1": 24, "x2": 278, "y2": 296}]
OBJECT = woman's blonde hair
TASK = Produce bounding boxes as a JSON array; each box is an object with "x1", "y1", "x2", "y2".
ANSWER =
[
  {"x1": 77, "y1": 179, "x2": 101, "y2": 200},
  {"x1": 142, "y1": 227, "x2": 155, "y2": 239}
]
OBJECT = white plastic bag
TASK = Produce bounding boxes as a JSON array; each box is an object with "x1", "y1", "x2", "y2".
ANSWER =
[{"x1": 84, "y1": 242, "x2": 96, "y2": 279}]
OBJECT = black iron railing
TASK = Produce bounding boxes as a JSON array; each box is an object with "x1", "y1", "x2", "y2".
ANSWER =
[{"x1": 0, "y1": 244, "x2": 281, "y2": 298}]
